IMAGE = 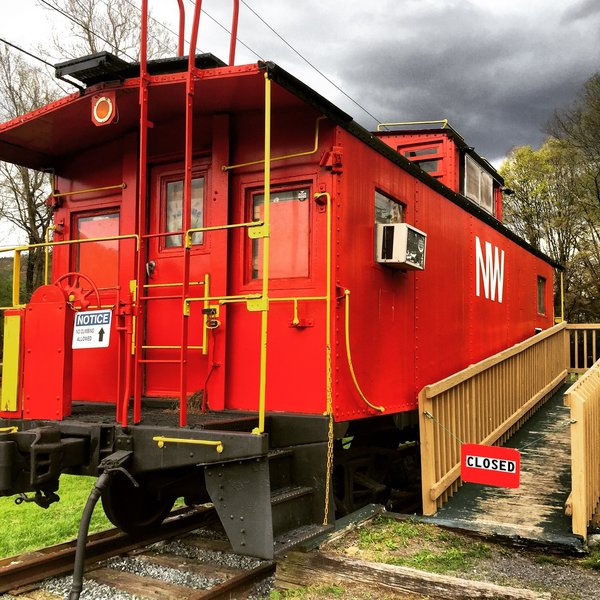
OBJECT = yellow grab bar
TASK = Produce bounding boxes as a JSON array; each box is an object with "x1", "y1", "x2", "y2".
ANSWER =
[
  {"x1": 153, "y1": 436, "x2": 223, "y2": 453},
  {"x1": 51, "y1": 183, "x2": 126, "y2": 199},
  {"x1": 0, "y1": 427, "x2": 19, "y2": 433},
  {"x1": 223, "y1": 116, "x2": 326, "y2": 172},
  {"x1": 253, "y1": 73, "x2": 272, "y2": 435}
]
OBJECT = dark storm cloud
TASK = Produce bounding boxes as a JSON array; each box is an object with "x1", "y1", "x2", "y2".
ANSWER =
[
  {"x1": 238, "y1": 1, "x2": 600, "y2": 164},
  {"x1": 564, "y1": 0, "x2": 600, "y2": 23}
]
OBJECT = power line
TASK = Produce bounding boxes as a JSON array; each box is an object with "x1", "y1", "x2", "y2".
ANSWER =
[
  {"x1": 184, "y1": 0, "x2": 263, "y2": 60},
  {"x1": 0, "y1": 37, "x2": 54, "y2": 69},
  {"x1": 239, "y1": 0, "x2": 382, "y2": 126}
]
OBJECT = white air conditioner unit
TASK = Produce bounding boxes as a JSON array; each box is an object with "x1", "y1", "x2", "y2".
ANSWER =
[{"x1": 376, "y1": 223, "x2": 427, "y2": 270}]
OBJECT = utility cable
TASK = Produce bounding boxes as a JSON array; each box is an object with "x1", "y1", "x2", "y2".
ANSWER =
[
  {"x1": 184, "y1": 0, "x2": 263, "y2": 60},
  {"x1": 240, "y1": 0, "x2": 382, "y2": 126},
  {"x1": 0, "y1": 37, "x2": 54, "y2": 68}
]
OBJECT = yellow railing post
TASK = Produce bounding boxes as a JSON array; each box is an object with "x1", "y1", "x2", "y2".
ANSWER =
[
  {"x1": 12, "y1": 249, "x2": 23, "y2": 307},
  {"x1": 253, "y1": 73, "x2": 272, "y2": 435}
]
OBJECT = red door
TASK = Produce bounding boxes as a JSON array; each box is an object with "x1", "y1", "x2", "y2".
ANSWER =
[
  {"x1": 226, "y1": 174, "x2": 327, "y2": 414},
  {"x1": 144, "y1": 160, "x2": 228, "y2": 407}
]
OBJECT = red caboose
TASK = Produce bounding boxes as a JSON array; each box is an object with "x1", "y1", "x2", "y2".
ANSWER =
[{"x1": 0, "y1": 6, "x2": 558, "y2": 561}]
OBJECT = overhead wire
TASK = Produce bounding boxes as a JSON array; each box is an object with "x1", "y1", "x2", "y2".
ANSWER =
[
  {"x1": 0, "y1": 36, "x2": 75, "y2": 95},
  {"x1": 183, "y1": 0, "x2": 263, "y2": 60},
  {"x1": 27, "y1": 1, "x2": 381, "y2": 126},
  {"x1": 0, "y1": 37, "x2": 54, "y2": 69},
  {"x1": 239, "y1": 0, "x2": 383, "y2": 126}
]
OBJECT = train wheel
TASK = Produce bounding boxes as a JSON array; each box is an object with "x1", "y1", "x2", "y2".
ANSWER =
[{"x1": 101, "y1": 473, "x2": 175, "y2": 534}]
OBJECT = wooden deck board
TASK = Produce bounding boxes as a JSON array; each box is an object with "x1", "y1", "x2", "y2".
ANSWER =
[{"x1": 425, "y1": 386, "x2": 584, "y2": 551}]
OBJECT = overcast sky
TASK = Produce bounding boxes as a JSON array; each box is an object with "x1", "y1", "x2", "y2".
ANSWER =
[{"x1": 2, "y1": 0, "x2": 599, "y2": 163}]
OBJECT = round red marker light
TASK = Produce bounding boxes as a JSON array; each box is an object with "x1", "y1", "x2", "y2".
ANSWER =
[{"x1": 93, "y1": 96, "x2": 113, "y2": 124}]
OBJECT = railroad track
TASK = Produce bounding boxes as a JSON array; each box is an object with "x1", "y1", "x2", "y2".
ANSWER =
[{"x1": 0, "y1": 507, "x2": 275, "y2": 599}]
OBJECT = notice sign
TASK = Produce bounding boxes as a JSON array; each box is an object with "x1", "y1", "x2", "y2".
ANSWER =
[
  {"x1": 72, "y1": 309, "x2": 112, "y2": 349},
  {"x1": 461, "y1": 443, "x2": 520, "y2": 489}
]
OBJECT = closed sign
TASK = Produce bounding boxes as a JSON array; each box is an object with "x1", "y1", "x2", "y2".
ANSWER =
[{"x1": 461, "y1": 443, "x2": 520, "y2": 488}]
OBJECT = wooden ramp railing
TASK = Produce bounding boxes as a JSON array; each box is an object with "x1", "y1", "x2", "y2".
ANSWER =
[
  {"x1": 566, "y1": 324, "x2": 600, "y2": 373},
  {"x1": 419, "y1": 322, "x2": 568, "y2": 516},
  {"x1": 564, "y1": 358, "x2": 600, "y2": 539}
]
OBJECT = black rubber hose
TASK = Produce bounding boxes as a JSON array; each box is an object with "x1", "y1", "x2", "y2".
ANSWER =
[{"x1": 69, "y1": 472, "x2": 111, "y2": 600}]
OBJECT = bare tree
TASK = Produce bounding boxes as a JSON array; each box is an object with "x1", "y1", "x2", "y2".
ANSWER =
[
  {"x1": 0, "y1": 45, "x2": 59, "y2": 297},
  {"x1": 49, "y1": 0, "x2": 176, "y2": 60}
]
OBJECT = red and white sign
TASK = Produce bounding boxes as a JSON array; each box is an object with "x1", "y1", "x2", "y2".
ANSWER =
[{"x1": 461, "y1": 443, "x2": 520, "y2": 488}]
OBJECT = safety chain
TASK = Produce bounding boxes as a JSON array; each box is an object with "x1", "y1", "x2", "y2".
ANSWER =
[{"x1": 323, "y1": 343, "x2": 334, "y2": 525}]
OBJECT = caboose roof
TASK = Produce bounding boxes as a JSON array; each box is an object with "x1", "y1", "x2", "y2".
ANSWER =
[{"x1": 0, "y1": 55, "x2": 561, "y2": 270}]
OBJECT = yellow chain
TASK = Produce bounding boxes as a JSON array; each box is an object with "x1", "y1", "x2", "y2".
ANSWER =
[{"x1": 323, "y1": 342, "x2": 334, "y2": 525}]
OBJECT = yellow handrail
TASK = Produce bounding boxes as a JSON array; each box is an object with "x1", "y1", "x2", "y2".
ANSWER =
[
  {"x1": 51, "y1": 183, "x2": 126, "y2": 199},
  {"x1": 343, "y1": 289, "x2": 385, "y2": 413},
  {"x1": 0, "y1": 234, "x2": 140, "y2": 309},
  {"x1": 44, "y1": 224, "x2": 57, "y2": 285},
  {"x1": 253, "y1": 73, "x2": 272, "y2": 435},
  {"x1": 314, "y1": 191, "x2": 334, "y2": 525},
  {"x1": 153, "y1": 436, "x2": 224, "y2": 453},
  {"x1": 222, "y1": 115, "x2": 326, "y2": 172}
]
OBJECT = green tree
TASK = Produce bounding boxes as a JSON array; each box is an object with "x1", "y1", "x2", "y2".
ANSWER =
[
  {"x1": 0, "y1": 46, "x2": 58, "y2": 298},
  {"x1": 501, "y1": 139, "x2": 590, "y2": 321},
  {"x1": 501, "y1": 71, "x2": 600, "y2": 322}
]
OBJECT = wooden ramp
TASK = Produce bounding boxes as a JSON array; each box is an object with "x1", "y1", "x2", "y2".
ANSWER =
[{"x1": 423, "y1": 385, "x2": 584, "y2": 551}]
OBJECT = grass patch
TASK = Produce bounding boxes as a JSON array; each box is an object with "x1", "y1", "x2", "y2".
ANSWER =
[
  {"x1": 335, "y1": 516, "x2": 491, "y2": 575},
  {"x1": 0, "y1": 475, "x2": 111, "y2": 559},
  {"x1": 581, "y1": 548, "x2": 600, "y2": 570},
  {"x1": 270, "y1": 585, "x2": 345, "y2": 599}
]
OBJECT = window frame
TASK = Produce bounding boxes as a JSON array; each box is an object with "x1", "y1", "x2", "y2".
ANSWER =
[
  {"x1": 537, "y1": 275, "x2": 547, "y2": 315},
  {"x1": 464, "y1": 154, "x2": 494, "y2": 215},
  {"x1": 158, "y1": 170, "x2": 207, "y2": 252},
  {"x1": 244, "y1": 181, "x2": 313, "y2": 286},
  {"x1": 398, "y1": 141, "x2": 445, "y2": 178}
]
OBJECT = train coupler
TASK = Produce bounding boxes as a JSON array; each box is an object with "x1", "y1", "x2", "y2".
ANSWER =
[{"x1": 15, "y1": 488, "x2": 60, "y2": 509}]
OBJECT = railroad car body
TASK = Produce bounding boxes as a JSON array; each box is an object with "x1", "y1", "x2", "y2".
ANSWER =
[{"x1": 0, "y1": 10, "x2": 558, "y2": 560}]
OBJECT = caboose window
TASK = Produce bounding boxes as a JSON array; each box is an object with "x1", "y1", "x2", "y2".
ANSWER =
[
  {"x1": 165, "y1": 177, "x2": 204, "y2": 247},
  {"x1": 251, "y1": 187, "x2": 310, "y2": 280},
  {"x1": 537, "y1": 276, "x2": 546, "y2": 315},
  {"x1": 375, "y1": 190, "x2": 404, "y2": 224},
  {"x1": 402, "y1": 147, "x2": 439, "y2": 174},
  {"x1": 465, "y1": 155, "x2": 494, "y2": 214},
  {"x1": 75, "y1": 212, "x2": 119, "y2": 289}
]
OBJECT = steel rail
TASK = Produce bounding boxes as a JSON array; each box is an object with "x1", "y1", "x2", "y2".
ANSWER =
[
  {"x1": 187, "y1": 560, "x2": 276, "y2": 599},
  {"x1": 0, "y1": 507, "x2": 215, "y2": 594}
]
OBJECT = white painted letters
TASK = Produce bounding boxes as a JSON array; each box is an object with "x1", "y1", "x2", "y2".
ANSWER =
[{"x1": 475, "y1": 236, "x2": 504, "y2": 303}]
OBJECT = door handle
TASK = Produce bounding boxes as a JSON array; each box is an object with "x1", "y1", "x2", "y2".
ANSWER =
[{"x1": 146, "y1": 260, "x2": 156, "y2": 278}]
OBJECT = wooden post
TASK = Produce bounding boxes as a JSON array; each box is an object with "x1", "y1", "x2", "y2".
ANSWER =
[
  {"x1": 569, "y1": 390, "x2": 588, "y2": 539},
  {"x1": 419, "y1": 387, "x2": 438, "y2": 515}
]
